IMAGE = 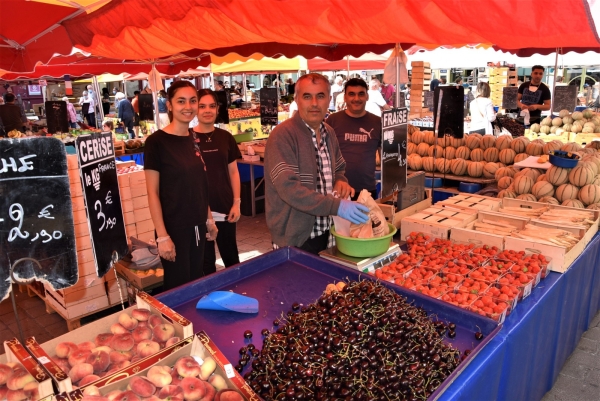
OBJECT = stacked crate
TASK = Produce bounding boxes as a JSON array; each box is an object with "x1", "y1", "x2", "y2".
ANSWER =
[
  {"x1": 488, "y1": 66, "x2": 518, "y2": 108},
  {"x1": 410, "y1": 61, "x2": 432, "y2": 118},
  {"x1": 118, "y1": 169, "x2": 155, "y2": 244}
]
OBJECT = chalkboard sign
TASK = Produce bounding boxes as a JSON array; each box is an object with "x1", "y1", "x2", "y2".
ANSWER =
[
  {"x1": 76, "y1": 132, "x2": 128, "y2": 278},
  {"x1": 45, "y1": 101, "x2": 69, "y2": 134},
  {"x1": 502, "y1": 87, "x2": 519, "y2": 110},
  {"x1": 138, "y1": 94, "x2": 154, "y2": 121},
  {"x1": 381, "y1": 108, "x2": 408, "y2": 198},
  {"x1": 424, "y1": 91, "x2": 434, "y2": 110},
  {"x1": 553, "y1": 85, "x2": 577, "y2": 112},
  {"x1": 0, "y1": 137, "x2": 77, "y2": 302},
  {"x1": 260, "y1": 88, "x2": 279, "y2": 126},
  {"x1": 433, "y1": 86, "x2": 464, "y2": 138},
  {"x1": 214, "y1": 91, "x2": 230, "y2": 124}
]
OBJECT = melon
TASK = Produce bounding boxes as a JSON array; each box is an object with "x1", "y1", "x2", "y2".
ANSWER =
[
  {"x1": 562, "y1": 199, "x2": 585, "y2": 208},
  {"x1": 481, "y1": 135, "x2": 496, "y2": 150},
  {"x1": 526, "y1": 142, "x2": 544, "y2": 156},
  {"x1": 483, "y1": 162, "x2": 499, "y2": 179},
  {"x1": 498, "y1": 176, "x2": 514, "y2": 190},
  {"x1": 538, "y1": 196, "x2": 559, "y2": 205},
  {"x1": 594, "y1": 175, "x2": 600, "y2": 188},
  {"x1": 450, "y1": 158, "x2": 468, "y2": 176},
  {"x1": 582, "y1": 126, "x2": 595, "y2": 134},
  {"x1": 572, "y1": 111, "x2": 584, "y2": 120},
  {"x1": 498, "y1": 190, "x2": 517, "y2": 199},
  {"x1": 450, "y1": 136, "x2": 464, "y2": 148},
  {"x1": 529, "y1": 123, "x2": 541, "y2": 133},
  {"x1": 511, "y1": 137, "x2": 529, "y2": 154},
  {"x1": 407, "y1": 154, "x2": 423, "y2": 171},
  {"x1": 517, "y1": 194, "x2": 538, "y2": 202},
  {"x1": 407, "y1": 142, "x2": 417, "y2": 155},
  {"x1": 417, "y1": 142, "x2": 430, "y2": 157},
  {"x1": 423, "y1": 130, "x2": 436, "y2": 145},
  {"x1": 456, "y1": 146, "x2": 471, "y2": 160},
  {"x1": 495, "y1": 167, "x2": 516, "y2": 180},
  {"x1": 465, "y1": 135, "x2": 481, "y2": 150},
  {"x1": 558, "y1": 109, "x2": 571, "y2": 118},
  {"x1": 514, "y1": 175, "x2": 534, "y2": 195},
  {"x1": 546, "y1": 165, "x2": 571, "y2": 186},
  {"x1": 571, "y1": 124, "x2": 583, "y2": 133},
  {"x1": 578, "y1": 184, "x2": 600, "y2": 206},
  {"x1": 552, "y1": 117, "x2": 563, "y2": 127},
  {"x1": 583, "y1": 155, "x2": 600, "y2": 171},
  {"x1": 562, "y1": 123, "x2": 573, "y2": 132},
  {"x1": 543, "y1": 141, "x2": 562, "y2": 155},
  {"x1": 562, "y1": 116, "x2": 574, "y2": 125},
  {"x1": 541, "y1": 117, "x2": 553, "y2": 126},
  {"x1": 467, "y1": 162, "x2": 484, "y2": 178},
  {"x1": 532, "y1": 181, "x2": 555, "y2": 199},
  {"x1": 514, "y1": 153, "x2": 529, "y2": 163},
  {"x1": 435, "y1": 158, "x2": 452, "y2": 173},
  {"x1": 521, "y1": 168, "x2": 542, "y2": 181},
  {"x1": 581, "y1": 160, "x2": 599, "y2": 175},
  {"x1": 427, "y1": 145, "x2": 445, "y2": 158},
  {"x1": 411, "y1": 130, "x2": 425, "y2": 144},
  {"x1": 498, "y1": 148, "x2": 516, "y2": 165},
  {"x1": 532, "y1": 138, "x2": 546, "y2": 145},
  {"x1": 550, "y1": 126, "x2": 559, "y2": 134},
  {"x1": 495, "y1": 135, "x2": 512, "y2": 151},
  {"x1": 444, "y1": 146, "x2": 456, "y2": 160},
  {"x1": 555, "y1": 183, "x2": 580, "y2": 202},
  {"x1": 583, "y1": 109, "x2": 595, "y2": 119},
  {"x1": 470, "y1": 148, "x2": 484, "y2": 162},
  {"x1": 586, "y1": 203, "x2": 600, "y2": 210},
  {"x1": 560, "y1": 142, "x2": 582, "y2": 153},
  {"x1": 483, "y1": 147, "x2": 500, "y2": 163},
  {"x1": 568, "y1": 165, "x2": 595, "y2": 187},
  {"x1": 537, "y1": 173, "x2": 547, "y2": 182},
  {"x1": 422, "y1": 156, "x2": 435, "y2": 172}
]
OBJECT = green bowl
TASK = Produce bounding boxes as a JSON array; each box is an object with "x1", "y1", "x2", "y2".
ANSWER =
[
  {"x1": 234, "y1": 131, "x2": 254, "y2": 144},
  {"x1": 331, "y1": 223, "x2": 397, "y2": 258}
]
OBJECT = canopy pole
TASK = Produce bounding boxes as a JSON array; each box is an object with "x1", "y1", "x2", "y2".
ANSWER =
[
  {"x1": 92, "y1": 75, "x2": 104, "y2": 126},
  {"x1": 550, "y1": 48, "x2": 559, "y2": 115},
  {"x1": 210, "y1": 72, "x2": 215, "y2": 90},
  {"x1": 347, "y1": 55, "x2": 350, "y2": 79},
  {"x1": 152, "y1": 62, "x2": 160, "y2": 131},
  {"x1": 242, "y1": 73, "x2": 247, "y2": 103},
  {"x1": 276, "y1": 72, "x2": 280, "y2": 104},
  {"x1": 395, "y1": 43, "x2": 401, "y2": 108}
]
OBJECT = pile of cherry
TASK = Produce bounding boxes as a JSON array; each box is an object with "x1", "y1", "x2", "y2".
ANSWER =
[
  {"x1": 374, "y1": 232, "x2": 550, "y2": 321},
  {"x1": 240, "y1": 280, "x2": 462, "y2": 401}
]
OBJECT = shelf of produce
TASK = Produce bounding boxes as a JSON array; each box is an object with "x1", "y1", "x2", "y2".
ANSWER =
[
  {"x1": 407, "y1": 169, "x2": 497, "y2": 184},
  {"x1": 157, "y1": 247, "x2": 501, "y2": 400}
]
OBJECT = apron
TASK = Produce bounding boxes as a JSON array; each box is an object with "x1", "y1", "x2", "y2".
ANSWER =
[{"x1": 82, "y1": 102, "x2": 90, "y2": 116}]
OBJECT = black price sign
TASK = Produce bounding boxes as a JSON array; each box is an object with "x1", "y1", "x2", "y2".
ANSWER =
[
  {"x1": 502, "y1": 87, "x2": 519, "y2": 110},
  {"x1": 553, "y1": 85, "x2": 577, "y2": 113},
  {"x1": 138, "y1": 94, "x2": 154, "y2": 121},
  {"x1": 260, "y1": 88, "x2": 279, "y2": 126},
  {"x1": 381, "y1": 108, "x2": 408, "y2": 198},
  {"x1": 45, "y1": 101, "x2": 69, "y2": 134},
  {"x1": 0, "y1": 138, "x2": 77, "y2": 301},
  {"x1": 433, "y1": 86, "x2": 464, "y2": 138},
  {"x1": 76, "y1": 132, "x2": 128, "y2": 278},
  {"x1": 424, "y1": 91, "x2": 434, "y2": 110}
]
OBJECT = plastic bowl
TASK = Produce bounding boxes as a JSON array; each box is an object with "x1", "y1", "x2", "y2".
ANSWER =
[
  {"x1": 549, "y1": 150, "x2": 579, "y2": 168},
  {"x1": 459, "y1": 182, "x2": 482, "y2": 193},
  {"x1": 425, "y1": 177, "x2": 443, "y2": 188},
  {"x1": 331, "y1": 223, "x2": 397, "y2": 258}
]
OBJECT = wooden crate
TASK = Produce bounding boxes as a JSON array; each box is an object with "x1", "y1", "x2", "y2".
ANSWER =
[
  {"x1": 572, "y1": 132, "x2": 600, "y2": 145},
  {"x1": 437, "y1": 193, "x2": 502, "y2": 212},
  {"x1": 411, "y1": 61, "x2": 431, "y2": 68},
  {"x1": 400, "y1": 205, "x2": 478, "y2": 240},
  {"x1": 377, "y1": 191, "x2": 432, "y2": 229},
  {"x1": 450, "y1": 211, "x2": 530, "y2": 250},
  {"x1": 115, "y1": 259, "x2": 163, "y2": 290}
]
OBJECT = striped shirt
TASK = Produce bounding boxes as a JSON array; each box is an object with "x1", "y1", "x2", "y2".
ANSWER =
[{"x1": 307, "y1": 122, "x2": 333, "y2": 239}]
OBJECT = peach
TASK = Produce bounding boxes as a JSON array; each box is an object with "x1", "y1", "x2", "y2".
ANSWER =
[
  {"x1": 111, "y1": 333, "x2": 135, "y2": 352},
  {"x1": 83, "y1": 385, "x2": 101, "y2": 396},
  {"x1": 152, "y1": 324, "x2": 175, "y2": 342},
  {"x1": 79, "y1": 374, "x2": 101, "y2": 386},
  {"x1": 95, "y1": 333, "x2": 114, "y2": 347},
  {"x1": 55, "y1": 341, "x2": 79, "y2": 358},
  {"x1": 199, "y1": 357, "x2": 216, "y2": 380},
  {"x1": 143, "y1": 396, "x2": 162, "y2": 401},
  {"x1": 69, "y1": 363, "x2": 94, "y2": 384},
  {"x1": 81, "y1": 396, "x2": 109, "y2": 401},
  {"x1": 107, "y1": 360, "x2": 131, "y2": 372},
  {"x1": 6, "y1": 389, "x2": 26, "y2": 401},
  {"x1": 128, "y1": 376, "x2": 156, "y2": 398},
  {"x1": 147, "y1": 365, "x2": 172, "y2": 388},
  {"x1": 93, "y1": 346, "x2": 114, "y2": 354},
  {"x1": 175, "y1": 356, "x2": 201, "y2": 378},
  {"x1": 6, "y1": 369, "x2": 35, "y2": 390},
  {"x1": 180, "y1": 377, "x2": 206, "y2": 401},
  {"x1": 137, "y1": 321, "x2": 148, "y2": 328},
  {"x1": 86, "y1": 350, "x2": 110, "y2": 374},
  {"x1": 118, "y1": 313, "x2": 138, "y2": 331},
  {"x1": 106, "y1": 390, "x2": 126, "y2": 401},
  {"x1": 113, "y1": 390, "x2": 141, "y2": 401},
  {"x1": 165, "y1": 337, "x2": 181, "y2": 348},
  {"x1": 147, "y1": 315, "x2": 162, "y2": 328},
  {"x1": 0, "y1": 386, "x2": 7, "y2": 400},
  {"x1": 208, "y1": 374, "x2": 227, "y2": 391},
  {"x1": 214, "y1": 390, "x2": 244, "y2": 401},
  {"x1": 131, "y1": 309, "x2": 150, "y2": 321},
  {"x1": 131, "y1": 356, "x2": 142, "y2": 364},
  {"x1": 0, "y1": 363, "x2": 13, "y2": 385},
  {"x1": 131, "y1": 326, "x2": 152, "y2": 343},
  {"x1": 201, "y1": 380, "x2": 216, "y2": 401},
  {"x1": 23, "y1": 381, "x2": 39, "y2": 400},
  {"x1": 5, "y1": 363, "x2": 19, "y2": 369},
  {"x1": 136, "y1": 340, "x2": 160, "y2": 358},
  {"x1": 111, "y1": 323, "x2": 129, "y2": 335},
  {"x1": 68, "y1": 349, "x2": 92, "y2": 367},
  {"x1": 109, "y1": 350, "x2": 133, "y2": 364},
  {"x1": 52, "y1": 357, "x2": 70, "y2": 373},
  {"x1": 170, "y1": 369, "x2": 183, "y2": 386},
  {"x1": 158, "y1": 385, "x2": 184, "y2": 400},
  {"x1": 78, "y1": 341, "x2": 97, "y2": 351}
]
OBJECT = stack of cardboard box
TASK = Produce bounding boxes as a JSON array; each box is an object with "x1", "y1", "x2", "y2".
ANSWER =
[
  {"x1": 118, "y1": 168, "x2": 155, "y2": 244},
  {"x1": 488, "y1": 66, "x2": 518, "y2": 108},
  {"x1": 410, "y1": 61, "x2": 432, "y2": 118}
]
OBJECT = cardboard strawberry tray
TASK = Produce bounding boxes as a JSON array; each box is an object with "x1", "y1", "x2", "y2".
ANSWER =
[
  {"x1": 25, "y1": 292, "x2": 194, "y2": 394},
  {"x1": 68, "y1": 331, "x2": 259, "y2": 400}
]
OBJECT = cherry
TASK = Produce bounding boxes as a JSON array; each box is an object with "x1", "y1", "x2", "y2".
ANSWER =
[
  {"x1": 292, "y1": 302, "x2": 300, "y2": 311},
  {"x1": 244, "y1": 330, "x2": 253, "y2": 339},
  {"x1": 261, "y1": 328, "x2": 270, "y2": 336},
  {"x1": 273, "y1": 319, "x2": 280, "y2": 326},
  {"x1": 448, "y1": 323, "x2": 456, "y2": 331},
  {"x1": 448, "y1": 330, "x2": 456, "y2": 338},
  {"x1": 475, "y1": 331, "x2": 484, "y2": 340}
]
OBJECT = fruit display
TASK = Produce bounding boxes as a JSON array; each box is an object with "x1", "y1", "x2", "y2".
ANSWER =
[
  {"x1": 495, "y1": 115, "x2": 525, "y2": 137},
  {"x1": 529, "y1": 109, "x2": 600, "y2": 136},
  {"x1": 126, "y1": 139, "x2": 144, "y2": 150},
  {"x1": 0, "y1": 362, "x2": 40, "y2": 401},
  {"x1": 228, "y1": 108, "x2": 260, "y2": 120},
  {"x1": 241, "y1": 279, "x2": 462, "y2": 401}
]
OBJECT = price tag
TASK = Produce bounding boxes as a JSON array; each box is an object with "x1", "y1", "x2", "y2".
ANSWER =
[
  {"x1": 523, "y1": 282, "x2": 533, "y2": 299},
  {"x1": 224, "y1": 363, "x2": 236, "y2": 378},
  {"x1": 37, "y1": 356, "x2": 51, "y2": 364}
]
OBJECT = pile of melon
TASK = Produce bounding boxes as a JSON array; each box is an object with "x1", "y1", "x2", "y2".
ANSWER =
[{"x1": 529, "y1": 108, "x2": 600, "y2": 135}]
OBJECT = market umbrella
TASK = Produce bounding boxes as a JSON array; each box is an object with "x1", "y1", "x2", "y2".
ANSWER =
[{"x1": 307, "y1": 53, "x2": 389, "y2": 72}]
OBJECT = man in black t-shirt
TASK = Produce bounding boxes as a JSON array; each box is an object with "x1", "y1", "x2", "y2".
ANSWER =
[
  {"x1": 517, "y1": 65, "x2": 551, "y2": 123},
  {"x1": 326, "y1": 78, "x2": 382, "y2": 200}
]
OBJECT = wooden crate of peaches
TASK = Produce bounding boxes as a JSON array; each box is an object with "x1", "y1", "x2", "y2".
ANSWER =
[{"x1": 372, "y1": 232, "x2": 550, "y2": 322}]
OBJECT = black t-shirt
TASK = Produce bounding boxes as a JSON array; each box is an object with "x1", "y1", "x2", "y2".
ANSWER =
[
  {"x1": 0, "y1": 104, "x2": 23, "y2": 133},
  {"x1": 195, "y1": 128, "x2": 242, "y2": 214},
  {"x1": 518, "y1": 81, "x2": 551, "y2": 120},
  {"x1": 326, "y1": 111, "x2": 382, "y2": 192},
  {"x1": 144, "y1": 130, "x2": 209, "y2": 231}
]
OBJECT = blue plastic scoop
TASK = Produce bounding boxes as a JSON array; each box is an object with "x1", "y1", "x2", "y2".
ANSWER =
[{"x1": 196, "y1": 291, "x2": 259, "y2": 313}]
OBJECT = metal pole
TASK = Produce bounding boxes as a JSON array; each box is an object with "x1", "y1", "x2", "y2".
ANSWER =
[
  {"x1": 152, "y1": 63, "x2": 160, "y2": 130},
  {"x1": 210, "y1": 72, "x2": 215, "y2": 89},
  {"x1": 92, "y1": 75, "x2": 104, "y2": 125},
  {"x1": 395, "y1": 43, "x2": 401, "y2": 108},
  {"x1": 242, "y1": 72, "x2": 247, "y2": 103},
  {"x1": 551, "y1": 48, "x2": 559, "y2": 115}
]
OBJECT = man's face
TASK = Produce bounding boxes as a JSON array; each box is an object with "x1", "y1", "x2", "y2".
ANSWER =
[
  {"x1": 296, "y1": 79, "x2": 330, "y2": 129},
  {"x1": 344, "y1": 85, "x2": 367, "y2": 115},
  {"x1": 531, "y1": 69, "x2": 544, "y2": 85}
]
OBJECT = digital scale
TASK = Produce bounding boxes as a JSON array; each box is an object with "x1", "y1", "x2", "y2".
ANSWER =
[{"x1": 319, "y1": 244, "x2": 401, "y2": 274}]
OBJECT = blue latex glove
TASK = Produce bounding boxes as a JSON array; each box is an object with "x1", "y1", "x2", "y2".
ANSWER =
[{"x1": 337, "y1": 200, "x2": 370, "y2": 224}]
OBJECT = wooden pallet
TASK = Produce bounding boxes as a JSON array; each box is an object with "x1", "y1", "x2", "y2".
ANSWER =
[{"x1": 407, "y1": 169, "x2": 496, "y2": 184}]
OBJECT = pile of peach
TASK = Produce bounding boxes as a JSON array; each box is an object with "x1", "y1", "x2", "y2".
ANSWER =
[
  {"x1": 80, "y1": 355, "x2": 242, "y2": 401},
  {"x1": 52, "y1": 309, "x2": 180, "y2": 388},
  {"x1": 0, "y1": 362, "x2": 39, "y2": 401}
]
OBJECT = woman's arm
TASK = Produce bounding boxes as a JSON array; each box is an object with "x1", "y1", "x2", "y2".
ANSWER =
[
  {"x1": 486, "y1": 100, "x2": 497, "y2": 122},
  {"x1": 145, "y1": 169, "x2": 176, "y2": 261},
  {"x1": 227, "y1": 161, "x2": 241, "y2": 223}
]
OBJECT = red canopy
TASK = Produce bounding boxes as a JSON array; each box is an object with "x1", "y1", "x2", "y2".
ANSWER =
[{"x1": 308, "y1": 54, "x2": 388, "y2": 71}]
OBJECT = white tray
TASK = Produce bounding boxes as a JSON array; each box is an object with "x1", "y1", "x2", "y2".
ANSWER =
[{"x1": 513, "y1": 156, "x2": 551, "y2": 170}]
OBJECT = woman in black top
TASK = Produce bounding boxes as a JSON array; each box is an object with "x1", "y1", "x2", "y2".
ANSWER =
[
  {"x1": 144, "y1": 81, "x2": 218, "y2": 291},
  {"x1": 193, "y1": 89, "x2": 242, "y2": 272},
  {"x1": 101, "y1": 88, "x2": 111, "y2": 115}
]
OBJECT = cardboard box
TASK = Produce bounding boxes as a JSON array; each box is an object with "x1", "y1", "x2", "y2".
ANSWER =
[
  {"x1": 137, "y1": 230, "x2": 156, "y2": 243},
  {"x1": 44, "y1": 282, "x2": 106, "y2": 307},
  {"x1": 117, "y1": 173, "x2": 131, "y2": 188},
  {"x1": 26, "y1": 293, "x2": 193, "y2": 393},
  {"x1": 72, "y1": 207, "x2": 87, "y2": 225},
  {"x1": 437, "y1": 193, "x2": 502, "y2": 212},
  {"x1": 73, "y1": 221, "x2": 90, "y2": 238},
  {"x1": 67, "y1": 168, "x2": 81, "y2": 185},
  {"x1": 61, "y1": 273, "x2": 104, "y2": 294},
  {"x1": 377, "y1": 191, "x2": 432, "y2": 229},
  {"x1": 129, "y1": 171, "x2": 146, "y2": 187},
  {"x1": 130, "y1": 185, "x2": 148, "y2": 198},
  {"x1": 75, "y1": 234, "x2": 92, "y2": 252},
  {"x1": 78, "y1": 260, "x2": 97, "y2": 277},
  {"x1": 116, "y1": 259, "x2": 163, "y2": 289},
  {"x1": 123, "y1": 211, "x2": 135, "y2": 226},
  {"x1": 132, "y1": 194, "x2": 149, "y2": 209},
  {"x1": 125, "y1": 223, "x2": 137, "y2": 240},
  {"x1": 401, "y1": 205, "x2": 478, "y2": 240},
  {"x1": 120, "y1": 186, "x2": 132, "y2": 200},
  {"x1": 67, "y1": 155, "x2": 79, "y2": 171},
  {"x1": 45, "y1": 289, "x2": 109, "y2": 320},
  {"x1": 116, "y1": 160, "x2": 136, "y2": 169},
  {"x1": 71, "y1": 196, "x2": 86, "y2": 212},
  {"x1": 134, "y1": 207, "x2": 151, "y2": 223},
  {"x1": 450, "y1": 211, "x2": 530, "y2": 250},
  {"x1": 1, "y1": 338, "x2": 55, "y2": 400},
  {"x1": 411, "y1": 61, "x2": 431, "y2": 67},
  {"x1": 69, "y1": 332, "x2": 258, "y2": 400},
  {"x1": 121, "y1": 198, "x2": 134, "y2": 213},
  {"x1": 135, "y1": 218, "x2": 154, "y2": 234},
  {"x1": 70, "y1": 182, "x2": 83, "y2": 198}
]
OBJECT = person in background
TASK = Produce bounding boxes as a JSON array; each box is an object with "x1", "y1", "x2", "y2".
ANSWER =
[
  {"x1": 517, "y1": 65, "x2": 551, "y2": 125},
  {"x1": 326, "y1": 78, "x2": 382, "y2": 200},
  {"x1": 440, "y1": 78, "x2": 447, "y2": 85},
  {"x1": 101, "y1": 88, "x2": 111, "y2": 115},
  {"x1": 0, "y1": 93, "x2": 25, "y2": 134},
  {"x1": 63, "y1": 96, "x2": 78, "y2": 128},
  {"x1": 286, "y1": 78, "x2": 295, "y2": 102},
  {"x1": 87, "y1": 84, "x2": 99, "y2": 110},
  {"x1": 116, "y1": 92, "x2": 135, "y2": 138},
  {"x1": 335, "y1": 90, "x2": 346, "y2": 112},
  {"x1": 288, "y1": 100, "x2": 298, "y2": 118},
  {"x1": 380, "y1": 80, "x2": 395, "y2": 107},
  {"x1": 329, "y1": 76, "x2": 344, "y2": 111},
  {"x1": 193, "y1": 89, "x2": 242, "y2": 272},
  {"x1": 144, "y1": 81, "x2": 217, "y2": 291},
  {"x1": 365, "y1": 79, "x2": 390, "y2": 117},
  {"x1": 157, "y1": 90, "x2": 170, "y2": 128},
  {"x1": 469, "y1": 82, "x2": 496, "y2": 135},
  {"x1": 455, "y1": 77, "x2": 463, "y2": 88},
  {"x1": 264, "y1": 73, "x2": 369, "y2": 254},
  {"x1": 102, "y1": 120, "x2": 114, "y2": 133},
  {"x1": 430, "y1": 77, "x2": 440, "y2": 92},
  {"x1": 215, "y1": 80, "x2": 231, "y2": 109},
  {"x1": 131, "y1": 90, "x2": 141, "y2": 136},
  {"x1": 79, "y1": 90, "x2": 96, "y2": 128}
]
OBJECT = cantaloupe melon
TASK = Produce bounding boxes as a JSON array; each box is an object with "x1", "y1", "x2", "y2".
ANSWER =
[
  {"x1": 562, "y1": 123, "x2": 573, "y2": 132},
  {"x1": 435, "y1": 158, "x2": 452, "y2": 173},
  {"x1": 568, "y1": 165, "x2": 595, "y2": 187},
  {"x1": 498, "y1": 176, "x2": 514, "y2": 190},
  {"x1": 558, "y1": 109, "x2": 571, "y2": 118},
  {"x1": 578, "y1": 184, "x2": 600, "y2": 206},
  {"x1": 481, "y1": 135, "x2": 496, "y2": 149},
  {"x1": 417, "y1": 142, "x2": 430, "y2": 157},
  {"x1": 465, "y1": 135, "x2": 481, "y2": 150},
  {"x1": 560, "y1": 142, "x2": 582, "y2": 153},
  {"x1": 583, "y1": 109, "x2": 595, "y2": 119},
  {"x1": 529, "y1": 123, "x2": 541, "y2": 133},
  {"x1": 514, "y1": 175, "x2": 534, "y2": 195},
  {"x1": 407, "y1": 154, "x2": 423, "y2": 170},
  {"x1": 586, "y1": 203, "x2": 600, "y2": 210},
  {"x1": 538, "y1": 196, "x2": 559, "y2": 205},
  {"x1": 572, "y1": 111, "x2": 584, "y2": 120},
  {"x1": 532, "y1": 181, "x2": 555, "y2": 199},
  {"x1": 470, "y1": 148, "x2": 484, "y2": 162},
  {"x1": 467, "y1": 161, "x2": 484, "y2": 178},
  {"x1": 411, "y1": 130, "x2": 424, "y2": 144},
  {"x1": 510, "y1": 137, "x2": 529, "y2": 153},
  {"x1": 562, "y1": 199, "x2": 585, "y2": 208},
  {"x1": 423, "y1": 130, "x2": 436, "y2": 145},
  {"x1": 555, "y1": 183, "x2": 580, "y2": 202},
  {"x1": 444, "y1": 146, "x2": 456, "y2": 160},
  {"x1": 525, "y1": 142, "x2": 544, "y2": 156},
  {"x1": 543, "y1": 141, "x2": 562, "y2": 155},
  {"x1": 495, "y1": 167, "x2": 516, "y2": 180},
  {"x1": 422, "y1": 156, "x2": 436, "y2": 172},
  {"x1": 541, "y1": 117, "x2": 553, "y2": 126},
  {"x1": 581, "y1": 160, "x2": 599, "y2": 175},
  {"x1": 498, "y1": 190, "x2": 517, "y2": 199},
  {"x1": 537, "y1": 173, "x2": 547, "y2": 182},
  {"x1": 456, "y1": 146, "x2": 471, "y2": 160},
  {"x1": 546, "y1": 166, "x2": 570, "y2": 186},
  {"x1": 450, "y1": 136, "x2": 464, "y2": 148},
  {"x1": 483, "y1": 147, "x2": 500, "y2": 163},
  {"x1": 407, "y1": 142, "x2": 417, "y2": 155},
  {"x1": 483, "y1": 162, "x2": 499, "y2": 179},
  {"x1": 552, "y1": 117, "x2": 563, "y2": 127},
  {"x1": 450, "y1": 158, "x2": 468, "y2": 176},
  {"x1": 540, "y1": 126, "x2": 551, "y2": 134},
  {"x1": 495, "y1": 135, "x2": 512, "y2": 151},
  {"x1": 427, "y1": 145, "x2": 445, "y2": 158}
]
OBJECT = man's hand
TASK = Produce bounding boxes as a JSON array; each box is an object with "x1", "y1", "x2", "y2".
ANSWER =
[
  {"x1": 527, "y1": 104, "x2": 537, "y2": 111},
  {"x1": 334, "y1": 181, "x2": 355, "y2": 199},
  {"x1": 519, "y1": 103, "x2": 529, "y2": 110},
  {"x1": 206, "y1": 221, "x2": 218, "y2": 241}
]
